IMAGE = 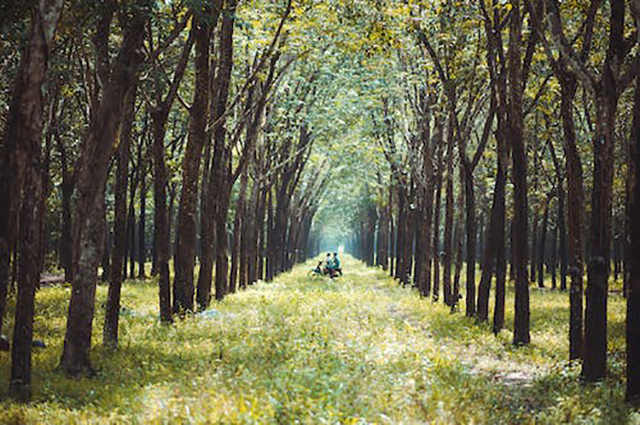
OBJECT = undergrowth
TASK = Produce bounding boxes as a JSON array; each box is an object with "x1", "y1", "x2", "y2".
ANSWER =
[{"x1": 0, "y1": 256, "x2": 637, "y2": 424}]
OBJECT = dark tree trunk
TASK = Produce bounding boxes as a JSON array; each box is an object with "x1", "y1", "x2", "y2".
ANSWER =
[
  {"x1": 197, "y1": 2, "x2": 234, "y2": 305},
  {"x1": 416, "y1": 178, "x2": 433, "y2": 297},
  {"x1": 376, "y1": 204, "x2": 390, "y2": 272},
  {"x1": 244, "y1": 180, "x2": 260, "y2": 285},
  {"x1": 395, "y1": 187, "x2": 406, "y2": 282},
  {"x1": 625, "y1": 56, "x2": 640, "y2": 404},
  {"x1": 231, "y1": 170, "x2": 248, "y2": 293},
  {"x1": 126, "y1": 161, "x2": 138, "y2": 280},
  {"x1": 11, "y1": 160, "x2": 45, "y2": 400},
  {"x1": 462, "y1": 165, "x2": 476, "y2": 316},
  {"x1": 265, "y1": 188, "x2": 274, "y2": 281},
  {"x1": 389, "y1": 183, "x2": 395, "y2": 278},
  {"x1": 558, "y1": 75, "x2": 584, "y2": 360},
  {"x1": 530, "y1": 208, "x2": 538, "y2": 284},
  {"x1": 101, "y1": 224, "x2": 111, "y2": 282},
  {"x1": 174, "y1": 17, "x2": 213, "y2": 313},
  {"x1": 583, "y1": 94, "x2": 617, "y2": 381},
  {"x1": 432, "y1": 161, "x2": 443, "y2": 301},
  {"x1": 509, "y1": 0, "x2": 530, "y2": 346},
  {"x1": 104, "y1": 85, "x2": 136, "y2": 347},
  {"x1": 257, "y1": 185, "x2": 268, "y2": 281},
  {"x1": 477, "y1": 132, "x2": 507, "y2": 324},
  {"x1": 214, "y1": 179, "x2": 232, "y2": 300},
  {"x1": 442, "y1": 115, "x2": 455, "y2": 307},
  {"x1": 582, "y1": 0, "x2": 628, "y2": 374},
  {"x1": 538, "y1": 193, "x2": 552, "y2": 288},
  {"x1": 452, "y1": 166, "x2": 464, "y2": 310},
  {"x1": 548, "y1": 136, "x2": 567, "y2": 291},
  {"x1": 59, "y1": 157, "x2": 74, "y2": 283},
  {"x1": 551, "y1": 214, "x2": 558, "y2": 290},
  {"x1": 138, "y1": 159, "x2": 147, "y2": 279},
  {"x1": 6, "y1": 0, "x2": 62, "y2": 399},
  {"x1": 152, "y1": 110, "x2": 172, "y2": 323}
]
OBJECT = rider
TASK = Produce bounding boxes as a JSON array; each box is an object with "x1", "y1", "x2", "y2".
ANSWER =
[
  {"x1": 323, "y1": 253, "x2": 332, "y2": 271},
  {"x1": 313, "y1": 261, "x2": 324, "y2": 274},
  {"x1": 331, "y1": 252, "x2": 342, "y2": 276}
]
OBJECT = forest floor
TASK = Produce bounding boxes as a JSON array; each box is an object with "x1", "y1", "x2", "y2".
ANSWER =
[{"x1": 0, "y1": 256, "x2": 638, "y2": 424}]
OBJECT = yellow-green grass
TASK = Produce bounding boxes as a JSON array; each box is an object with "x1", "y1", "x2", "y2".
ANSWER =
[{"x1": 0, "y1": 256, "x2": 637, "y2": 424}]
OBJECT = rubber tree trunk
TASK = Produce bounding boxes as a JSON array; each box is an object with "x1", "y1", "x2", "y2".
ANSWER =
[
  {"x1": 432, "y1": 164, "x2": 443, "y2": 302},
  {"x1": 230, "y1": 169, "x2": 248, "y2": 292},
  {"x1": 477, "y1": 131, "x2": 507, "y2": 324},
  {"x1": 462, "y1": 164, "x2": 476, "y2": 316},
  {"x1": 6, "y1": 0, "x2": 62, "y2": 399},
  {"x1": 582, "y1": 0, "x2": 627, "y2": 375},
  {"x1": 558, "y1": 73, "x2": 584, "y2": 360},
  {"x1": 442, "y1": 113, "x2": 455, "y2": 308},
  {"x1": 104, "y1": 85, "x2": 136, "y2": 348},
  {"x1": 60, "y1": 9, "x2": 145, "y2": 376},
  {"x1": 138, "y1": 160, "x2": 147, "y2": 279},
  {"x1": 150, "y1": 25, "x2": 194, "y2": 322},
  {"x1": 197, "y1": 2, "x2": 235, "y2": 305},
  {"x1": 583, "y1": 90, "x2": 618, "y2": 381},
  {"x1": 538, "y1": 194, "x2": 552, "y2": 288},
  {"x1": 509, "y1": 0, "x2": 530, "y2": 346},
  {"x1": 173, "y1": 17, "x2": 212, "y2": 313},
  {"x1": 376, "y1": 205, "x2": 390, "y2": 272},
  {"x1": 625, "y1": 55, "x2": 640, "y2": 404}
]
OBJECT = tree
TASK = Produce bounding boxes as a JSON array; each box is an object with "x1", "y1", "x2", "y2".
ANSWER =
[
  {"x1": 59, "y1": 2, "x2": 147, "y2": 376},
  {"x1": 173, "y1": 3, "x2": 219, "y2": 314},
  {"x1": 626, "y1": 0, "x2": 640, "y2": 402},
  {"x1": 3, "y1": 0, "x2": 63, "y2": 399}
]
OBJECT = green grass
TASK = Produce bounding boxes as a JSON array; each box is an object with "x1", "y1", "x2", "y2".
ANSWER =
[{"x1": 0, "y1": 256, "x2": 638, "y2": 424}]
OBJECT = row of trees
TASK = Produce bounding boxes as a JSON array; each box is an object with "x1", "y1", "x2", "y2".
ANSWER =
[
  {"x1": 0, "y1": 0, "x2": 330, "y2": 400},
  {"x1": 343, "y1": 0, "x2": 639, "y2": 403}
]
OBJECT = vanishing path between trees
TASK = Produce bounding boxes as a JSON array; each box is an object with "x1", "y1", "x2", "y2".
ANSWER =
[{"x1": 0, "y1": 256, "x2": 634, "y2": 423}]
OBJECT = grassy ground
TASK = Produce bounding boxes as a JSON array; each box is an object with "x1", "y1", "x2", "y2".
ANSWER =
[{"x1": 0, "y1": 256, "x2": 638, "y2": 424}]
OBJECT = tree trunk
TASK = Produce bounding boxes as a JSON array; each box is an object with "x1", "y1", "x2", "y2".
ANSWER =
[
  {"x1": 555, "y1": 149, "x2": 567, "y2": 292},
  {"x1": 138, "y1": 158, "x2": 147, "y2": 279},
  {"x1": 625, "y1": 55, "x2": 639, "y2": 404},
  {"x1": 509, "y1": 0, "x2": 530, "y2": 346},
  {"x1": 452, "y1": 166, "x2": 464, "y2": 310},
  {"x1": 104, "y1": 85, "x2": 136, "y2": 347},
  {"x1": 59, "y1": 161, "x2": 73, "y2": 283},
  {"x1": 214, "y1": 176, "x2": 232, "y2": 300},
  {"x1": 462, "y1": 165, "x2": 476, "y2": 316},
  {"x1": 389, "y1": 183, "x2": 395, "y2": 278},
  {"x1": 432, "y1": 164, "x2": 443, "y2": 301},
  {"x1": 557, "y1": 74, "x2": 585, "y2": 360},
  {"x1": 551, "y1": 213, "x2": 558, "y2": 290},
  {"x1": 173, "y1": 18, "x2": 212, "y2": 313},
  {"x1": 583, "y1": 93, "x2": 616, "y2": 381},
  {"x1": 60, "y1": 9, "x2": 145, "y2": 376},
  {"x1": 538, "y1": 194, "x2": 551, "y2": 288},
  {"x1": 197, "y1": 2, "x2": 234, "y2": 305},
  {"x1": 376, "y1": 205, "x2": 390, "y2": 272},
  {"x1": 530, "y1": 208, "x2": 538, "y2": 283},
  {"x1": 244, "y1": 180, "x2": 260, "y2": 285},
  {"x1": 6, "y1": 0, "x2": 62, "y2": 399},
  {"x1": 395, "y1": 187, "x2": 406, "y2": 282},
  {"x1": 478, "y1": 131, "x2": 507, "y2": 324},
  {"x1": 442, "y1": 114, "x2": 455, "y2": 307}
]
